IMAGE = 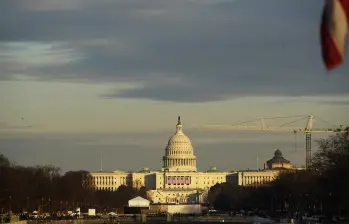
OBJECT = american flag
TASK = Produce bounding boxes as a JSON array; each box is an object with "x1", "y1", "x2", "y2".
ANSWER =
[
  {"x1": 321, "y1": 0, "x2": 349, "y2": 70},
  {"x1": 185, "y1": 176, "x2": 190, "y2": 185}
]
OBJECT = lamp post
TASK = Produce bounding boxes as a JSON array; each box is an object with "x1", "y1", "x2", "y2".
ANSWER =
[
  {"x1": 8, "y1": 195, "x2": 11, "y2": 215},
  {"x1": 41, "y1": 198, "x2": 44, "y2": 214},
  {"x1": 48, "y1": 198, "x2": 51, "y2": 215},
  {"x1": 26, "y1": 197, "x2": 29, "y2": 213}
]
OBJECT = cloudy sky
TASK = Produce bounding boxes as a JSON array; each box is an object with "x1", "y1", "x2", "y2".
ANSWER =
[{"x1": 0, "y1": 0, "x2": 348, "y2": 173}]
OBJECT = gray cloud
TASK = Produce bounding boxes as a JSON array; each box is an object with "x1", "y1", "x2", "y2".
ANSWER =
[
  {"x1": 0, "y1": 122, "x2": 32, "y2": 130},
  {"x1": 0, "y1": 131, "x2": 311, "y2": 172},
  {"x1": 316, "y1": 100, "x2": 349, "y2": 106},
  {"x1": 266, "y1": 97, "x2": 349, "y2": 106},
  {"x1": 0, "y1": 0, "x2": 348, "y2": 102}
]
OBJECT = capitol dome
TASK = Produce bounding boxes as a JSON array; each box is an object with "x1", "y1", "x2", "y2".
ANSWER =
[{"x1": 163, "y1": 116, "x2": 197, "y2": 172}]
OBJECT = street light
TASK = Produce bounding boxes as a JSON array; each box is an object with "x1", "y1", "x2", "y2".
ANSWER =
[
  {"x1": 41, "y1": 198, "x2": 44, "y2": 214},
  {"x1": 48, "y1": 198, "x2": 51, "y2": 214},
  {"x1": 26, "y1": 197, "x2": 29, "y2": 213},
  {"x1": 8, "y1": 196, "x2": 11, "y2": 215}
]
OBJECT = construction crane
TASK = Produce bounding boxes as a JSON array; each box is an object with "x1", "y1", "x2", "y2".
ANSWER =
[{"x1": 193, "y1": 114, "x2": 347, "y2": 170}]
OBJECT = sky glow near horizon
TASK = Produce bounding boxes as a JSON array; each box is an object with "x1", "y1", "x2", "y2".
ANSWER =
[{"x1": 0, "y1": 0, "x2": 348, "y2": 173}]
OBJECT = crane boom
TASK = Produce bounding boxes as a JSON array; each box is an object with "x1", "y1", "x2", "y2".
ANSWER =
[
  {"x1": 193, "y1": 114, "x2": 347, "y2": 169},
  {"x1": 198, "y1": 125, "x2": 342, "y2": 133}
]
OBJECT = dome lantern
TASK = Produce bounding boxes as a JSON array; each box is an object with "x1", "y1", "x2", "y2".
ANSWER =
[
  {"x1": 176, "y1": 116, "x2": 183, "y2": 133},
  {"x1": 274, "y1": 149, "x2": 283, "y2": 157}
]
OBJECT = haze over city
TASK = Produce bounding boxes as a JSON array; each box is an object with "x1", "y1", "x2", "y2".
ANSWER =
[{"x1": 0, "y1": 0, "x2": 348, "y2": 173}]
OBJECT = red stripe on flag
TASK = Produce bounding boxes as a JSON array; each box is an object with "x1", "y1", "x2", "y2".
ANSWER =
[
  {"x1": 320, "y1": 0, "x2": 349, "y2": 70},
  {"x1": 338, "y1": 0, "x2": 349, "y2": 18},
  {"x1": 321, "y1": 13, "x2": 343, "y2": 70}
]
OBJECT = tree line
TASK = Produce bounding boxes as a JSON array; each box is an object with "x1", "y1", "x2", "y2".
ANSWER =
[
  {"x1": 1, "y1": 128, "x2": 348, "y2": 217},
  {"x1": 208, "y1": 128, "x2": 349, "y2": 218},
  {"x1": 0, "y1": 155, "x2": 147, "y2": 214}
]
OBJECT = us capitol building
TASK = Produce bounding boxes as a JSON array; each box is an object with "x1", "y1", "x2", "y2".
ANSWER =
[{"x1": 90, "y1": 117, "x2": 299, "y2": 204}]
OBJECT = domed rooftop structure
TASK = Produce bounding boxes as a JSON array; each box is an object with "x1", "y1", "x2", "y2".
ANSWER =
[
  {"x1": 163, "y1": 116, "x2": 197, "y2": 172},
  {"x1": 265, "y1": 149, "x2": 292, "y2": 170},
  {"x1": 206, "y1": 167, "x2": 219, "y2": 172}
]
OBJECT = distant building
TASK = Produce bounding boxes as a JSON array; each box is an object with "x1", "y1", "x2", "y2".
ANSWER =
[
  {"x1": 265, "y1": 149, "x2": 293, "y2": 170},
  {"x1": 227, "y1": 149, "x2": 300, "y2": 187},
  {"x1": 226, "y1": 169, "x2": 279, "y2": 187},
  {"x1": 89, "y1": 117, "x2": 300, "y2": 202}
]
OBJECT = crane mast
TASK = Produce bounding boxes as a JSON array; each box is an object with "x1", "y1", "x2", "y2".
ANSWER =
[
  {"x1": 305, "y1": 114, "x2": 313, "y2": 169},
  {"x1": 193, "y1": 114, "x2": 346, "y2": 170}
]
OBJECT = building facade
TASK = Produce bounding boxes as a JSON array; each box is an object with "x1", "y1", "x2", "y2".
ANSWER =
[{"x1": 90, "y1": 117, "x2": 298, "y2": 203}]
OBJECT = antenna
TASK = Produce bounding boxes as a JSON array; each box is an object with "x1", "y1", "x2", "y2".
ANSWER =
[
  {"x1": 257, "y1": 157, "x2": 259, "y2": 170},
  {"x1": 100, "y1": 156, "x2": 103, "y2": 172},
  {"x1": 261, "y1": 118, "x2": 265, "y2": 130}
]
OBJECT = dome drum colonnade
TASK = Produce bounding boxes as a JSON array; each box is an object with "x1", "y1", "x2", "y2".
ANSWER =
[{"x1": 163, "y1": 116, "x2": 197, "y2": 172}]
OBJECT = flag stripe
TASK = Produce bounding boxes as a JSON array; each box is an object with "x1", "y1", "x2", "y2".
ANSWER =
[
  {"x1": 321, "y1": 0, "x2": 349, "y2": 70},
  {"x1": 338, "y1": 0, "x2": 349, "y2": 18},
  {"x1": 329, "y1": 0, "x2": 348, "y2": 57},
  {"x1": 321, "y1": 9, "x2": 344, "y2": 69}
]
